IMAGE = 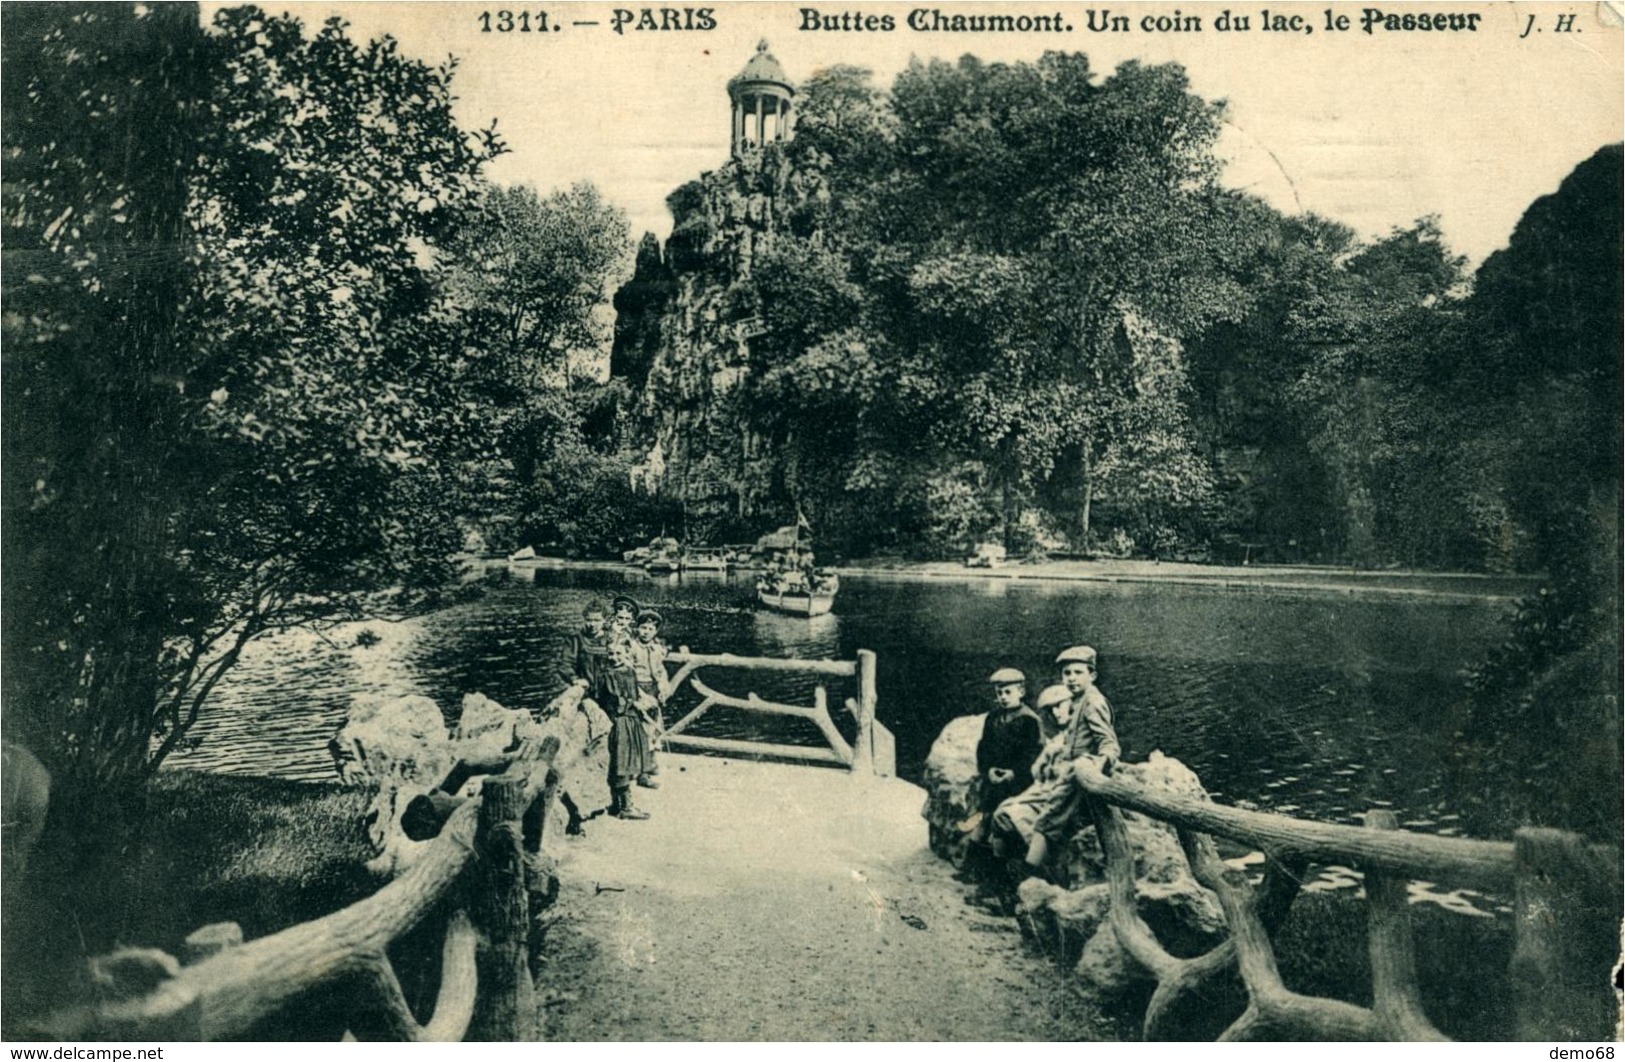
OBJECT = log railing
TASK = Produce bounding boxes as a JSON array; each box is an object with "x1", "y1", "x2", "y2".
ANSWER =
[
  {"x1": 1070, "y1": 759, "x2": 1622, "y2": 1041},
  {"x1": 33, "y1": 737, "x2": 565, "y2": 1042},
  {"x1": 659, "y1": 648, "x2": 895, "y2": 776}
]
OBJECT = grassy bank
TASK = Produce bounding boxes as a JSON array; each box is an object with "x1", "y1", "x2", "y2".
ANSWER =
[{"x1": 4, "y1": 772, "x2": 377, "y2": 1036}]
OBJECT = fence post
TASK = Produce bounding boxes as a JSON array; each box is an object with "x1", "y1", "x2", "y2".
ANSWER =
[
  {"x1": 1363, "y1": 810, "x2": 1445, "y2": 1040},
  {"x1": 1510, "y1": 827, "x2": 1618, "y2": 1040},
  {"x1": 468, "y1": 774, "x2": 538, "y2": 1040},
  {"x1": 854, "y1": 649, "x2": 877, "y2": 775}
]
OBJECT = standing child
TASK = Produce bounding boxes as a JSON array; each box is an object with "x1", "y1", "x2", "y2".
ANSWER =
[
  {"x1": 625, "y1": 609, "x2": 670, "y2": 788},
  {"x1": 565, "y1": 600, "x2": 612, "y2": 703},
  {"x1": 609, "y1": 595, "x2": 640, "y2": 641},
  {"x1": 601, "y1": 638, "x2": 653, "y2": 820}
]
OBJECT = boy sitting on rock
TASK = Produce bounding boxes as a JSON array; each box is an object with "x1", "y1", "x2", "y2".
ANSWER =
[{"x1": 1018, "y1": 645, "x2": 1121, "y2": 883}]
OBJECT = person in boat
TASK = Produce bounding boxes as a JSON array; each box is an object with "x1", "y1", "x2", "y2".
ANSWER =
[
  {"x1": 610, "y1": 595, "x2": 640, "y2": 640},
  {"x1": 625, "y1": 609, "x2": 670, "y2": 790},
  {"x1": 601, "y1": 637, "x2": 654, "y2": 820},
  {"x1": 1017, "y1": 645, "x2": 1121, "y2": 883},
  {"x1": 565, "y1": 599, "x2": 612, "y2": 702}
]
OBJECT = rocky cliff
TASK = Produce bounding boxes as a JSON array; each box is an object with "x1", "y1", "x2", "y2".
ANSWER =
[{"x1": 610, "y1": 145, "x2": 825, "y2": 540}]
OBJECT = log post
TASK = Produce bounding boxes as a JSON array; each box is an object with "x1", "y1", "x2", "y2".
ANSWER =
[
  {"x1": 1363, "y1": 810, "x2": 1446, "y2": 1040},
  {"x1": 467, "y1": 775, "x2": 538, "y2": 1041},
  {"x1": 182, "y1": 923, "x2": 243, "y2": 966},
  {"x1": 1511, "y1": 827, "x2": 1620, "y2": 1040},
  {"x1": 854, "y1": 649, "x2": 877, "y2": 775}
]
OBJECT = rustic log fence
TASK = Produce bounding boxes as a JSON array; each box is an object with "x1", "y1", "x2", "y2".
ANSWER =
[
  {"x1": 658, "y1": 648, "x2": 895, "y2": 776},
  {"x1": 1070, "y1": 759, "x2": 1622, "y2": 1041},
  {"x1": 33, "y1": 736, "x2": 565, "y2": 1042}
]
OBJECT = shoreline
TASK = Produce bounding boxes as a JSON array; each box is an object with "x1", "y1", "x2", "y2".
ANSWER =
[{"x1": 493, "y1": 555, "x2": 1539, "y2": 603}]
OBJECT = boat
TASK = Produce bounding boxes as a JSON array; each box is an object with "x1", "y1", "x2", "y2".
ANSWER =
[
  {"x1": 965, "y1": 542, "x2": 1007, "y2": 568},
  {"x1": 756, "y1": 583, "x2": 837, "y2": 616},
  {"x1": 644, "y1": 550, "x2": 682, "y2": 574},
  {"x1": 507, "y1": 546, "x2": 537, "y2": 562},
  {"x1": 754, "y1": 539, "x2": 838, "y2": 616},
  {"x1": 683, "y1": 547, "x2": 731, "y2": 572}
]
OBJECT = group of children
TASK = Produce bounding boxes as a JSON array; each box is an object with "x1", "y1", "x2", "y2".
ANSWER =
[
  {"x1": 967, "y1": 645, "x2": 1122, "y2": 903},
  {"x1": 564, "y1": 595, "x2": 672, "y2": 822}
]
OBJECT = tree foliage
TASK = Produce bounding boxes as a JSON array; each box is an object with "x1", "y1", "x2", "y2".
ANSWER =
[{"x1": 2, "y1": 4, "x2": 509, "y2": 818}]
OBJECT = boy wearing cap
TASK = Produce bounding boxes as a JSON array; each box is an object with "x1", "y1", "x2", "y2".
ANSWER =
[
  {"x1": 610, "y1": 595, "x2": 640, "y2": 640},
  {"x1": 1022, "y1": 645, "x2": 1121, "y2": 880},
  {"x1": 992, "y1": 684, "x2": 1078, "y2": 849},
  {"x1": 972, "y1": 668, "x2": 1044, "y2": 838},
  {"x1": 625, "y1": 610, "x2": 670, "y2": 789}
]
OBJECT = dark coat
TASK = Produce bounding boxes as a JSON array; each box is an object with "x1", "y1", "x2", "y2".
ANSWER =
[
  {"x1": 975, "y1": 704, "x2": 1043, "y2": 812},
  {"x1": 601, "y1": 662, "x2": 652, "y2": 785}
]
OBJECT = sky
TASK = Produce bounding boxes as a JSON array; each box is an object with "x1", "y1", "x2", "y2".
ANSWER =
[{"x1": 201, "y1": 1, "x2": 1623, "y2": 265}]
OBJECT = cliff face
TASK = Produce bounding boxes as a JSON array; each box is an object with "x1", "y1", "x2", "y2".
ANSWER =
[{"x1": 611, "y1": 145, "x2": 817, "y2": 541}]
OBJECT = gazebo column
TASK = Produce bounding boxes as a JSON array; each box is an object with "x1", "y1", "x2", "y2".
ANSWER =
[{"x1": 755, "y1": 95, "x2": 765, "y2": 147}]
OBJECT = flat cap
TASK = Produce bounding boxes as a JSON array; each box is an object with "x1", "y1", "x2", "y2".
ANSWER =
[
  {"x1": 1055, "y1": 645, "x2": 1098, "y2": 666},
  {"x1": 987, "y1": 667, "x2": 1027, "y2": 685},
  {"x1": 611, "y1": 594, "x2": 640, "y2": 611},
  {"x1": 1035, "y1": 684, "x2": 1072, "y2": 710},
  {"x1": 636, "y1": 609, "x2": 663, "y2": 626}
]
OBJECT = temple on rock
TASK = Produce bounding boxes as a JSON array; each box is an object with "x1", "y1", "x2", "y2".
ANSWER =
[{"x1": 728, "y1": 40, "x2": 794, "y2": 157}]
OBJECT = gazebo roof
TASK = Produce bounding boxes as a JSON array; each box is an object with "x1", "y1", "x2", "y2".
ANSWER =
[{"x1": 728, "y1": 40, "x2": 793, "y2": 94}]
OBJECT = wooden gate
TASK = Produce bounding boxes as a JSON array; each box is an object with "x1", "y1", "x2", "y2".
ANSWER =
[{"x1": 657, "y1": 648, "x2": 894, "y2": 776}]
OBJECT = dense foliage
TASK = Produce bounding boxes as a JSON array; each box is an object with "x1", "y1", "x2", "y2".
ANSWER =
[
  {"x1": 611, "y1": 56, "x2": 1620, "y2": 583},
  {"x1": 1, "y1": 5, "x2": 628, "y2": 825}
]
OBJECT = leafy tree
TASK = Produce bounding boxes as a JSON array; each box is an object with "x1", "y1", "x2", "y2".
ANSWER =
[{"x1": 2, "y1": 4, "x2": 506, "y2": 831}]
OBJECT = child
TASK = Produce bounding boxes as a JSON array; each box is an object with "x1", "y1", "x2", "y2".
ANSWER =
[
  {"x1": 609, "y1": 595, "x2": 640, "y2": 640},
  {"x1": 973, "y1": 668, "x2": 1043, "y2": 836},
  {"x1": 991, "y1": 684, "x2": 1077, "y2": 851},
  {"x1": 600, "y1": 637, "x2": 653, "y2": 820},
  {"x1": 625, "y1": 609, "x2": 670, "y2": 789},
  {"x1": 1032, "y1": 682, "x2": 1072, "y2": 741},
  {"x1": 1020, "y1": 645, "x2": 1121, "y2": 880},
  {"x1": 565, "y1": 600, "x2": 612, "y2": 703}
]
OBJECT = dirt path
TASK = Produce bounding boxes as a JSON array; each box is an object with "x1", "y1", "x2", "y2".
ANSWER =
[{"x1": 534, "y1": 754, "x2": 1109, "y2": 1041}]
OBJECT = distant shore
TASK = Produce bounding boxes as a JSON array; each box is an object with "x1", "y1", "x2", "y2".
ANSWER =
[{"x1": 492, "y1": 555, "x2": 1539, "y2": 602}]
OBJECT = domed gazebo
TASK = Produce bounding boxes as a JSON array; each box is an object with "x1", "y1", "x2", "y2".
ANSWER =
[{"x1": 728, "y1": 40, "x2": 794, "y2": 157}]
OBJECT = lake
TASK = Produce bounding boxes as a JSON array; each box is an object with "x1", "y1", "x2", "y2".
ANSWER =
[{"x1": 181, "y1": 563, "x2": 1518, "y2": 909}]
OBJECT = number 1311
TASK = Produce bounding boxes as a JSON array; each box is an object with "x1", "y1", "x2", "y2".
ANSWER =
[{"x1": 478, "y1": 10, "x2": 552, "y2": 32}]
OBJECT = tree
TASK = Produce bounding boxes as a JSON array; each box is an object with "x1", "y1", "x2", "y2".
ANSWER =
[{"x1": 2, "y1": 4, "x2": 507, "y2": 832}]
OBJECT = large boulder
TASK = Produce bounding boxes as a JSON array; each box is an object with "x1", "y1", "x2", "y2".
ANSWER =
[
  {"x1": 921, "y1": 723, "x2": 1228, "y2": 997},
  {"x1": 920, "y1": 713, "x2": 986, "y2": 862},
  {"x1": 330, "y1": 687, "x2": 609, "y2": 878}
]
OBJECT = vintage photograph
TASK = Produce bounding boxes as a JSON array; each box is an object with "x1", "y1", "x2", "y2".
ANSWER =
[{"x1": 2, "y1": 0, "x2": 1620, "y2": 1044}]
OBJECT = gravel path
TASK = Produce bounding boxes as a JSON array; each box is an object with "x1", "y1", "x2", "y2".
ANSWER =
[{"x1": 533, "y1": 754, "x2": 1109, "y2": 1041}]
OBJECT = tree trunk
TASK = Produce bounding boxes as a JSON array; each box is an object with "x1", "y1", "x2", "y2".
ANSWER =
[{"x1": 1080, "y1": 447, "x2": 1094, "y2": 549}]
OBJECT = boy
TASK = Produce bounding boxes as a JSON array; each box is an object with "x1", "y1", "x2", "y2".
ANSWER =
[
  {"x1": 1021, "y1": 645, "x2": 1121, "y2": 881},
  {"x1": 600, "y1": 637, "x2": 653, "y2": 820},
  {"x1": 973, "y1": 668, "x2": 1043, "y2": 831},
  {"x1": 625, "y1": 609, "x2": 670, "y2": 789},
  {"x1": 609, "y1": 595, "x2": 640, "y2": 640},
  {"x1": 991, "y1": 684, "x2": 1077, "y2": 851}
]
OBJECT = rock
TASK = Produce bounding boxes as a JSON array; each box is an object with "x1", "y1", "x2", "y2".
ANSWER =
[
  {"x1": 331, "y1": 687, "x2": 610, "y2": 878},
  {"x1": 920, "y1": 712, "x2": 986, "y2": 862},
  {"x1": 919, "y1": 726, "x2": 1229, "y2": 998}
]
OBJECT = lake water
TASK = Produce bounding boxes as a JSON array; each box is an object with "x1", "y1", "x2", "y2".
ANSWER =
[{"x1": 181, "y1": 563, "x2": 1518, "y2": 910}]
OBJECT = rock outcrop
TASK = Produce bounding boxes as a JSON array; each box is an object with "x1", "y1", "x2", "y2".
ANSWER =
[
  {"x1": 921, "y1": 720, "x2": 1226, "y2": 996},
  {"x1": 330, "y1": 688, "x2": 609, "y2": 878}
]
